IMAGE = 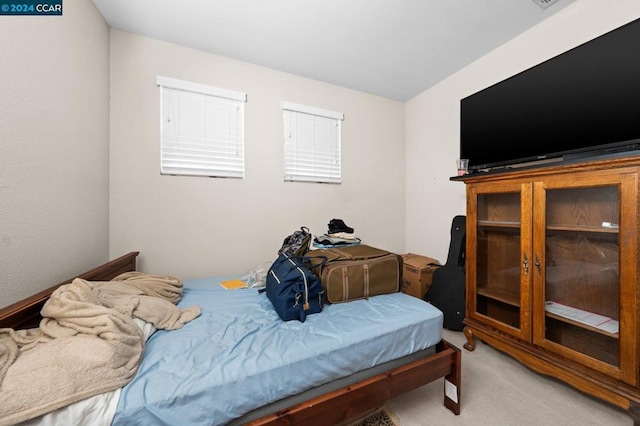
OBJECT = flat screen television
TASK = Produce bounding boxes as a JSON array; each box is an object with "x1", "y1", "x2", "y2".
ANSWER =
[{"x1": 460, "y1": 17, "x2": 640, "y2": 173}]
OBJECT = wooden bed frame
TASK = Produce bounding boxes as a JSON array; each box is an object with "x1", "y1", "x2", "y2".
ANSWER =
[{"x1": 0, "y1": 252, "x2": 462, "y2": 425}]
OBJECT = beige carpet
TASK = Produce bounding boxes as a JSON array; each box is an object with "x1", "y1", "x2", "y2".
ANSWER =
[{"x1": 387, "y1": 329, "x2": 633, "y2": 426}]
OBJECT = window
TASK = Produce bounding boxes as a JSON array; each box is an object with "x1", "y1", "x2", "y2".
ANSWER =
[
  {"x1": 157, "y1": 76, "x2": 246, "y2": 178},
  {"x1": 283, "y1": 102, "x2": 343, "y2": 184}
]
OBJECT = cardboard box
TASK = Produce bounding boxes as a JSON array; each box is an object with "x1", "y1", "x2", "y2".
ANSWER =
[{"x1": 401, "y1": 253, "x2": 441, "y2": 299}]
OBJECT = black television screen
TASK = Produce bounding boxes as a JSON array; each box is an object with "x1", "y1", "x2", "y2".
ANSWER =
[{"x1": 460, "y1": 17, "x2": 640, "y2": 172}]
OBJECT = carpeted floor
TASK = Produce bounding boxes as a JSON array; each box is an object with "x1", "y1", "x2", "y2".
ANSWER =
[{"x1": 386, "y1": 329, "x2": 633, "y2": 426}]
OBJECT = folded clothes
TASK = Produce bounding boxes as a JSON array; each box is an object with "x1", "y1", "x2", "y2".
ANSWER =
[
  {"x1": 328, "y1": 232, "x2": 358, "y2": 240},
  {"x1": 314, "y1": 234, "x2": 361, "y2": 247},
  {"x1": 312, "y1": 241, "x2": 361, "y2": 249}
]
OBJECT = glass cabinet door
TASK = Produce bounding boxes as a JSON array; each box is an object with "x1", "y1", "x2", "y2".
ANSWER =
[
  {"x1": 465, "y1": 167, "x2": 638, "y2": 389},
  {"x1": 468, "y1": 183, "x2": 531, "y2": 340},
  {"x1": 536, "y1": 184, "x2": 621, "y2": 368}
]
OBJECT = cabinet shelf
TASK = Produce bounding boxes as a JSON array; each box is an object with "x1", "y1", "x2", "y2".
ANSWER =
[
  {"x1": 477, "y1": 286, "x2": 520, "y2": 307},
  {"x1": 545, "y1": 312, "x2": 619, "y2": 339},
  {"x1": 545, "y1": 224, "x2": 619, "y2": 234},
  {"x1": 544, "y1": 301, "x2": 619, "y2": 338},
  {"x1": 480, "y1": 222, "x2": 619, "y2": 234},
  {"x1": 478, "y1": 220, "x2": 520, "y2": 228}
]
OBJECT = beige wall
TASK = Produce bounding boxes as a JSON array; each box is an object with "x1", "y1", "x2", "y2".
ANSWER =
[
  {"x1": 109, "y1": 30, "x2": 406, "y2": 279},
  {"x1": 405, "y1": 0, "x2": 640, "y2": 263},
  {"x1": 0, "y1": 2, "x2": 110, "y2": 308}
]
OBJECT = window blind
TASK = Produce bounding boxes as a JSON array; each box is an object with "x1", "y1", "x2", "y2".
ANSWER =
[
  {"x1": 157, "y1": 76, "x2": 246, "y2": 178},
  {"x1": 283, "y1": 102, "x2": 343, "y2": 184}
]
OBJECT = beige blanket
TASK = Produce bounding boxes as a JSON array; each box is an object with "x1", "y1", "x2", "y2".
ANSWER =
[{"x1": 0, "y1": 272, "x2": 201, "y2": 425}]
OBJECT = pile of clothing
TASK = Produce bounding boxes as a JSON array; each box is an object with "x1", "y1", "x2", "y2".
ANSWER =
[{"x1": 313, "y1": 219, "x2": 361, "y2": 248}]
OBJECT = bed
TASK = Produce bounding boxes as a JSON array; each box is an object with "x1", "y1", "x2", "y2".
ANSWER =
[{"x1": 0, "y1": 252, "x2": 461, "y2": 425}]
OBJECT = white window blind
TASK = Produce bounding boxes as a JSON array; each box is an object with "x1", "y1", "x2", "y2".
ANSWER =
[
  {"x1": 283, "y1": 102, "x2": 343, "y2": 184},
  {"x1": 157, "y1": 76, "x2": 246, "y2": 178}
]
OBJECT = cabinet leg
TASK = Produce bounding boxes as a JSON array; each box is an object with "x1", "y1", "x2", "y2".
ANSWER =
[{"x1": 463, "y1": 326, "x2": 476, "y2": 351}]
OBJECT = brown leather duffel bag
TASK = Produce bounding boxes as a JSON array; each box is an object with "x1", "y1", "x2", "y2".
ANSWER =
[{"x1": 306, "y1": 245, "x2": 402, "y2": 303}]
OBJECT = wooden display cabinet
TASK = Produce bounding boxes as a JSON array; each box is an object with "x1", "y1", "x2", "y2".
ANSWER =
[{"x1": 459, "y1": 156, "x2": 640, "y2": 425}]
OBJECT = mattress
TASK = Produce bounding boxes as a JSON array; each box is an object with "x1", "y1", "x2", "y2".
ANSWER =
[{"x1": 112, "y1": 276, "x2": 444, "y2": 425}]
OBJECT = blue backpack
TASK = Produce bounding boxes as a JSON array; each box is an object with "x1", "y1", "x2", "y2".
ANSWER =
[{"x1": 266, "y1": 254, "x2": 325, "y2": 322}]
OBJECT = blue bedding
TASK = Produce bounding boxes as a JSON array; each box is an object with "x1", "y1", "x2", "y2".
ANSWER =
[{"x1": 113, "y1": 276, "x2": 443, "y2": 425}]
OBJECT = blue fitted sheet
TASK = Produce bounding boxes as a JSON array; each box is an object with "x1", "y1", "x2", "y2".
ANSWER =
[{"x1": 113, "y1": 276, "x2": 443, "y2": 425}]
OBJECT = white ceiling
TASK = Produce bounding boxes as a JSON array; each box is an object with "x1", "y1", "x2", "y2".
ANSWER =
[{"x1": 92, "y1": 0, "x2": 577, "y2": 101}]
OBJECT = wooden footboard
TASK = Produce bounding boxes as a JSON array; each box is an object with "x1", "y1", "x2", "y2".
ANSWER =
[
  {"x1": 0, "y1": 252, "x2": 139, "y2": 329},
  {"x1": 246, "y1": 339, "x2": 461, "y2": 425}
]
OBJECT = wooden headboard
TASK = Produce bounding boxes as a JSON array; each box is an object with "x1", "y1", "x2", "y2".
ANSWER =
[{"x1": 0, "y1": 252, "x2": 139, "y2": 330}]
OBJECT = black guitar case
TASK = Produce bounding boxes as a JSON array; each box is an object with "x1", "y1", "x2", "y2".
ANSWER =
[{"x1": 424, "y1": 215, "x2": 466, "y2": 331}]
